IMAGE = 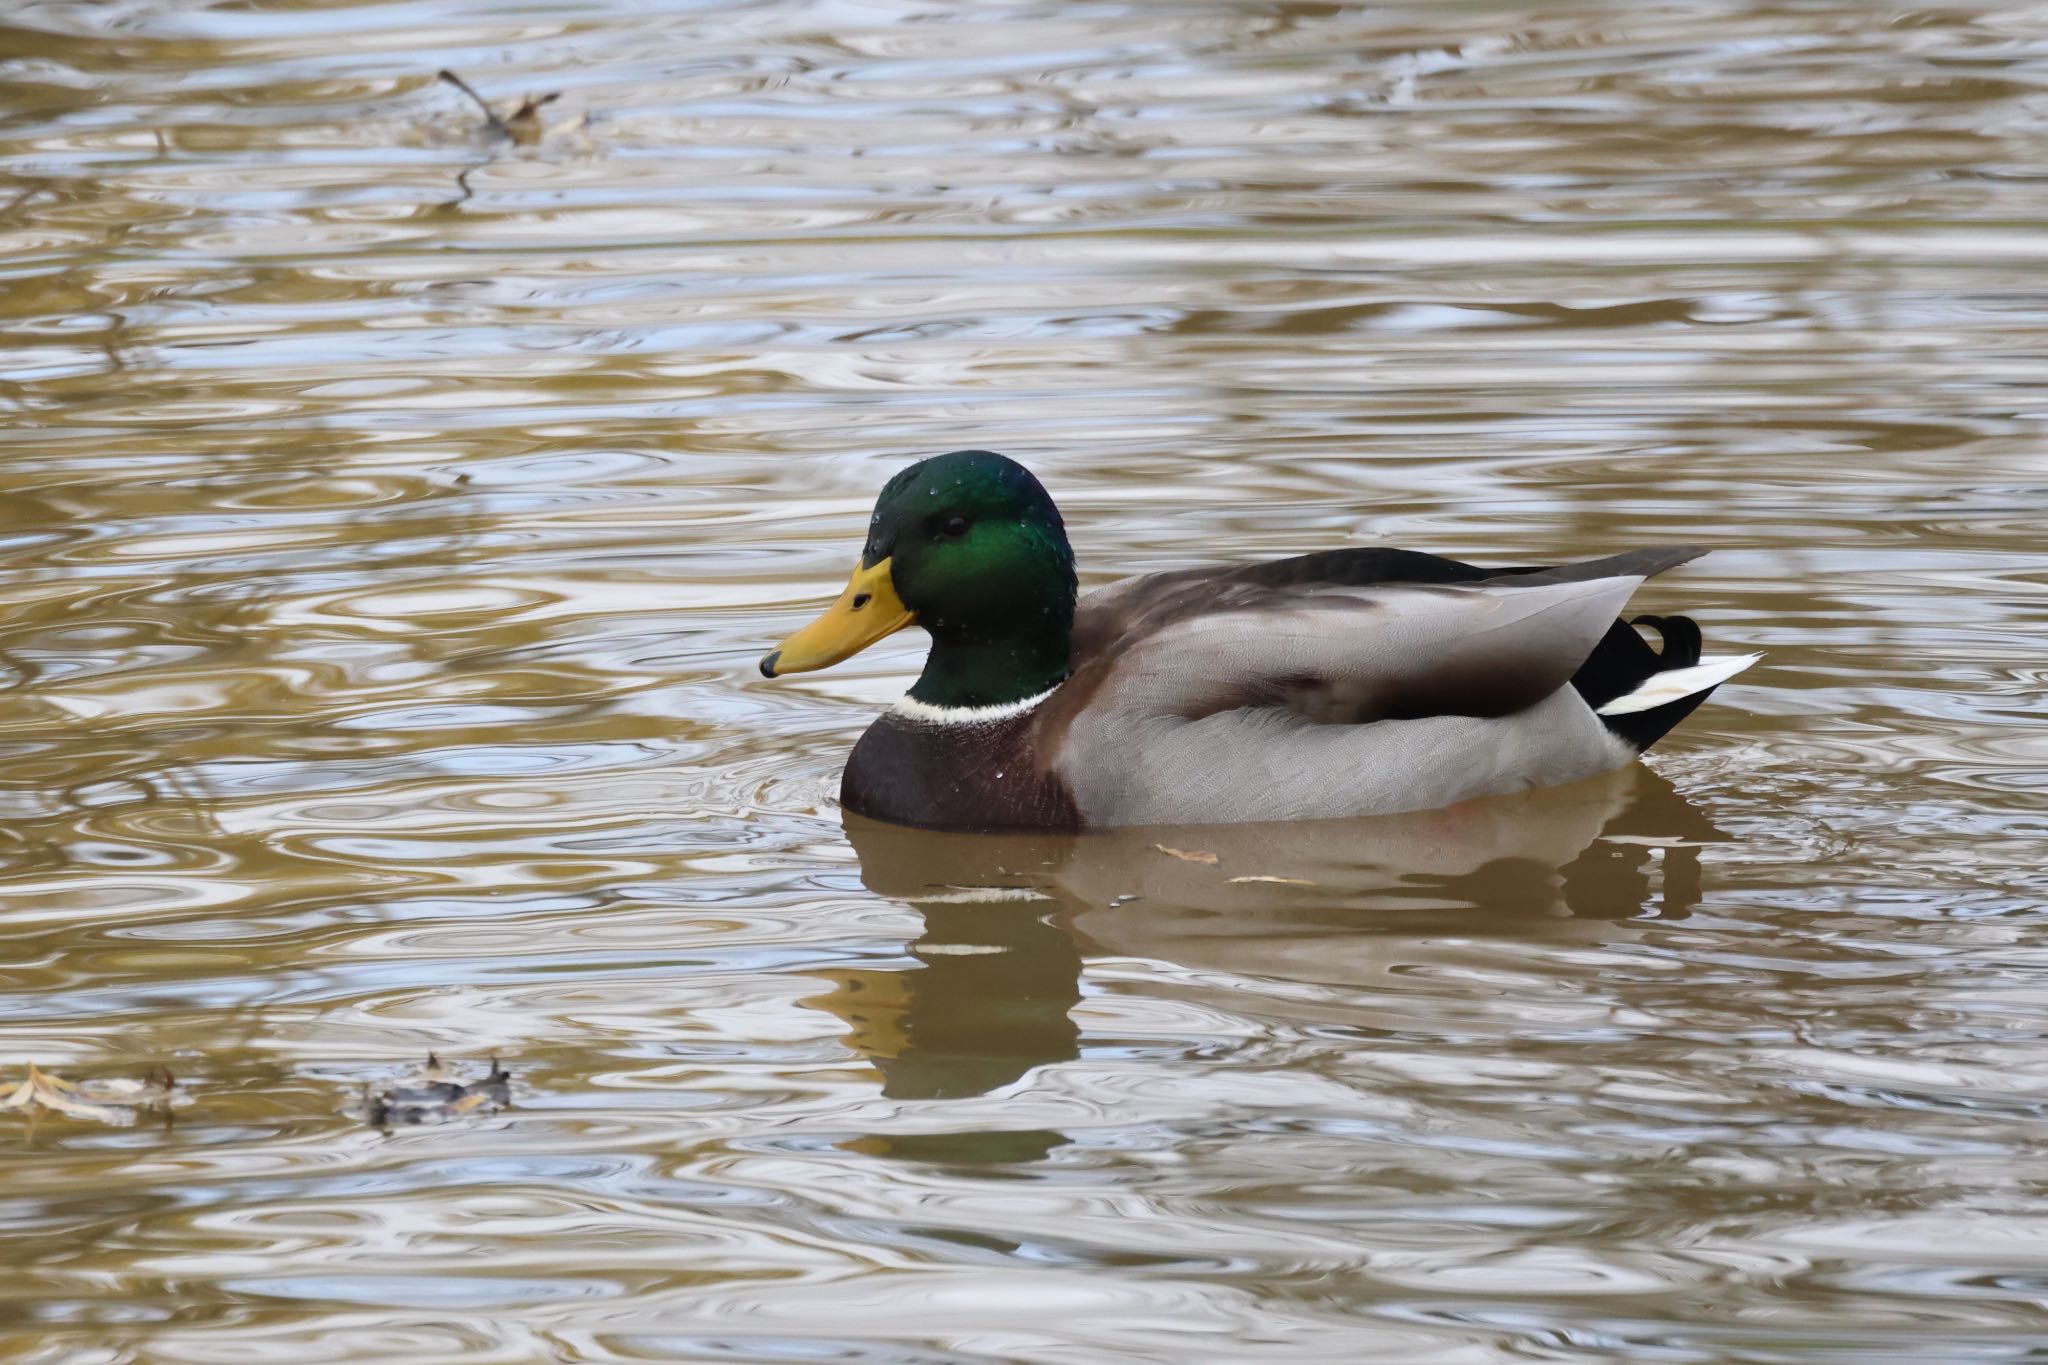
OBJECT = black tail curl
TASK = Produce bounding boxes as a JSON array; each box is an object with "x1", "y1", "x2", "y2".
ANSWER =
[{"x1": 1570, "y1": 613, "x2": 1716, "y2": 753}]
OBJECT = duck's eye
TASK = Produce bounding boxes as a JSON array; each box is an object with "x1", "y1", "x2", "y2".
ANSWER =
[{"x1": 940, "y1": 515, "x2": 970, "y2": 538}]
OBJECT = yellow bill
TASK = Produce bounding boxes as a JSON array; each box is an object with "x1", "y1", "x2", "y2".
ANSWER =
[{"x1": 760, "y1": 557, "x2": 915, "y2": 677}]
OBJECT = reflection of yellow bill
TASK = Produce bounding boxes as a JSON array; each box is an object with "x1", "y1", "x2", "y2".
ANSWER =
[{"x1": 760, "y1": 557, "x2": 914, "y2": 677}]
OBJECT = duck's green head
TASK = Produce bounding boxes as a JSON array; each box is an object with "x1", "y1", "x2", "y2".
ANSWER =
[{"x1": 760, "y1": 451, "x2": 1077, "y2": 708}]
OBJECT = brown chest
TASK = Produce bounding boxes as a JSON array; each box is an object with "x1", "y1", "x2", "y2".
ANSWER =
[{"x1": 840, "y1": 711, "x2": 1080, "y2": 831}]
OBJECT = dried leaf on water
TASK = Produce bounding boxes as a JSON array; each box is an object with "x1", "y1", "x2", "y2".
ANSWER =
[
  {"x1": 367, "y1": 1055, "x2": 513, "y2": 1129},
  {"x1": 504, "y1": 91, "x2": 561, "y2": 146},
  {"x1": 1, "y1": 1063, "x2": 179, "y2": 1126},
  {"x1": 1153, "y1": 844, "x2": 1219, "y2": 865}
]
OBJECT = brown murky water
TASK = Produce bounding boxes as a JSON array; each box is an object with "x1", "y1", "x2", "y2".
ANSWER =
[{"x1": 5, "y1": 1, "x2": 2048, "y2": 1360}]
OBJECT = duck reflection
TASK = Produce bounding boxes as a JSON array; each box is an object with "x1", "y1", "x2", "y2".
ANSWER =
[
  {"x1": 811, "y1": 765, "x2": 1724, "y2": 1110},
  {"x1": 804, "y1": 892, "x2": 1080, "y2": 1102}
]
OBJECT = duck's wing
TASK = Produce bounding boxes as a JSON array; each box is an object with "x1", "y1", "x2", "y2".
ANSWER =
[
  {"x1": 1062, "y1": 547, "x2": 1701, "y2": 725},
  {"x1": 1042, "y1": 548, "x2": 1706, "y2": 825},
  {"x1": 1072, "y1": 547, "x2": 1502, "y2": 668}
]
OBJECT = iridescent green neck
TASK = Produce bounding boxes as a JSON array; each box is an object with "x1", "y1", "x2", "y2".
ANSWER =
[{"x1": 907, "y1": 606, "x2": 1071, "y2": 709}]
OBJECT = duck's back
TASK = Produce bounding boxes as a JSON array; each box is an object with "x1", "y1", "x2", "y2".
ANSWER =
[
  {"x1": 1040, "y1": 546, "x2": 1750, "y2": 827},
  {"x1": 1073, "y1": 545, "x2": 1727, "y2": 754}
]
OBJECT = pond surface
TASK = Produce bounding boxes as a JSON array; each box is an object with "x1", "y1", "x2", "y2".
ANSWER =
[{"x1": 5, "y1": 1, "x2": 2048, "y2": 1360}]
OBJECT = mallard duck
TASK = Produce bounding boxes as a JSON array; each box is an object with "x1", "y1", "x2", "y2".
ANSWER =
[{"x1": 760, "y1": 451, "x2": 1757, "y2": 831}]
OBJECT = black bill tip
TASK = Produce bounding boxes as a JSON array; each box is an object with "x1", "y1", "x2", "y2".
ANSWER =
[{"x1": 758, "y1": 650, "x2": 780, "y2": 678}]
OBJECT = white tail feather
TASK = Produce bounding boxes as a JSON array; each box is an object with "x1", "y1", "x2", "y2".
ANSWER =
[{"x1": 1597, "y1": 653, "x2": 1761, "y2": 716}]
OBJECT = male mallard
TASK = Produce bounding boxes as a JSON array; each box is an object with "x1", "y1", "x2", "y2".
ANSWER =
[{"x1": 760, "y1": 451, "x2": 1756, "y2": 831}]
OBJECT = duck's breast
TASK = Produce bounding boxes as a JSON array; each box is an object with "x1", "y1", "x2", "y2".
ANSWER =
[{"x1": 842, "y1": 710, "x2": 1080, "y2": 831}]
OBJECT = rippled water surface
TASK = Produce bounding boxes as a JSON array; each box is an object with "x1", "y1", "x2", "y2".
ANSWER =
[{"x1": 6, "y1": 1, "x2": 2048, "y2": 1360}]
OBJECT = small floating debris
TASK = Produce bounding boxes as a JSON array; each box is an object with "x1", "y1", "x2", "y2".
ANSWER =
[
  {"x1": 436, "y1": 69, "x2": 560, "y2": 146},
  {"x1": 1149, "y1": 845, "x2": 1318, "y2": 885},
  {"x1": 1, "y1": 1063, "x2": 179, "y2": 1126},
  {"x1": 365, "y1": 1053, "x2": 511, "y2": 1128},
  {"x1": 502, "y1": 91, "x2": 561, "y2": 146}
]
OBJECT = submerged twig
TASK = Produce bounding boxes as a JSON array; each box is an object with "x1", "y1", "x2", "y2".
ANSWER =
[
  {"x1": 431, "y1": 69, "x2": 562, "y2": 209},
  {"x1": 437, "y1": 68, "x2": 510, "y2": 139},
  {"x1": 440, "y1": 163, "x2": 480, "y2": 211}
]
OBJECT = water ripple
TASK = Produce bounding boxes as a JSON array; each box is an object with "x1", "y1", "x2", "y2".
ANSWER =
[{"x1": 6, "y1": 0, "x2": 2048, "y2": 1360}]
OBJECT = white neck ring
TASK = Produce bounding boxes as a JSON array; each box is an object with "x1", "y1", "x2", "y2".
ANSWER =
[{"x1": 890, "y1": 685, "x2": 1059, "y2": 726}]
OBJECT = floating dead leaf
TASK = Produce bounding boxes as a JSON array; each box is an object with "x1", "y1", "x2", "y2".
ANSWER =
[
  {"x1": 503, "y1": 91, "x2": 561, "y2": 146},
  {"x1": 1227, "y1": 875, "x2": 1319, "y2": 886},
  {"x1": 1153, "y1": 844, "x2": 1219, "y2": 865},
  {"x1": 1, "y1": 1063, "x2": 179, "y2": 1126},
  {"x1": 366, "y1": 1053, "x2": 512, "y2": 1128}
]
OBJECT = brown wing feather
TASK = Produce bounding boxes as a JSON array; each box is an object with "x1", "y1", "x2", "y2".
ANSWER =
[
  {"x1": 1072, "y1": 547, "x2": 1505, "y2": 669},
  {"x1": 1066, "y1": 546, "x2": 1704, "y2": 725}
]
